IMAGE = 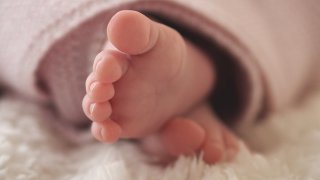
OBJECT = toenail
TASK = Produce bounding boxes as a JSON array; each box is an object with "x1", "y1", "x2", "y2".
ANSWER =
[
  {"x1": 93, "y1": 54, "x2": 104, "y2": 71},
  {"x1": 89, "y1": 103, "x2": 96, "y2": 115},
  {"x1": 95, "y1": 59, "x2": 104, "y2": 73},
  {"x1": 89, "y1": 82, "x2": 98, "y2": 92}
]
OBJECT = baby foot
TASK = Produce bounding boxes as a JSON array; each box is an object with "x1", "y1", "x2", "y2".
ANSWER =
[
  {"x1": 143, "y1": 104, "x2": 240, "y2": 164},
  {"x1": 82, "y1": 10, "x2": 214, "y2": 142}
]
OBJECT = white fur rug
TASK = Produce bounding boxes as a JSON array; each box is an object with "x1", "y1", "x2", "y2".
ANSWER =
[{"x1": 1, "y1": 92, "x2": 320, "y2": 180}]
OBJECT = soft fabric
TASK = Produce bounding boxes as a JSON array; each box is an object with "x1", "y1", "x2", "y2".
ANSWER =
[{"x1": 1, "y1": 91, "x2": 320, "y2": 179}]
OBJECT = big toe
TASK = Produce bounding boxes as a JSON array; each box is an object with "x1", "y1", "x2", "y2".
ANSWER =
[{"x1": 107, "y1": 10, "x2": 159, "y2": 55}]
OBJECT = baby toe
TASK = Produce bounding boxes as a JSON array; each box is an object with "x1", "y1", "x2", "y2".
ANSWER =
[
  {"x1": 82, "y1": 95, "x2": 112, "y2": 122},
  {"x1": 200, "y1": 124, "x2": 227, "y2": 164},
  {"x1": 202, "y1": 139, "x2": 225, "y2": 164},
  {"x1": 94, "y1": 51, "x2": 128, "y2": 83},
  {"x1": 82, "y1": 95, "x2": 93, "y2": 119},
  {"x1": 222, "y1": 128, "x2": 240, "y2": 161},
  {"x1": 107, "y1": 10, "x2": 159, "y2": 55},
  {"x1": 91, "y1": 121, "x2": 122, "y2": 143},
  {"x1": 85, "y1": 72, "x2": 96, "y2": 93},
  {"x1": 161, "y1": 118, "x2": 205, "y2": 156},
  {"x1": 89, "y1": 101, "x2": 112, "y2": 122},
  {"x1": 87, "y1": 82, "x2": 115, "y2": 102}
]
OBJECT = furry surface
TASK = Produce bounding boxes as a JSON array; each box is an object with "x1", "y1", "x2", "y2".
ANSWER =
[{"x1": 1, "y1": 92, "x2": 320, "y2": 180}]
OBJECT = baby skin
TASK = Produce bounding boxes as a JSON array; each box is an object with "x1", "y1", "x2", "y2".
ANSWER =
[{"x1": 82, "y1": 10, "x2": 239, "y2": 164}]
